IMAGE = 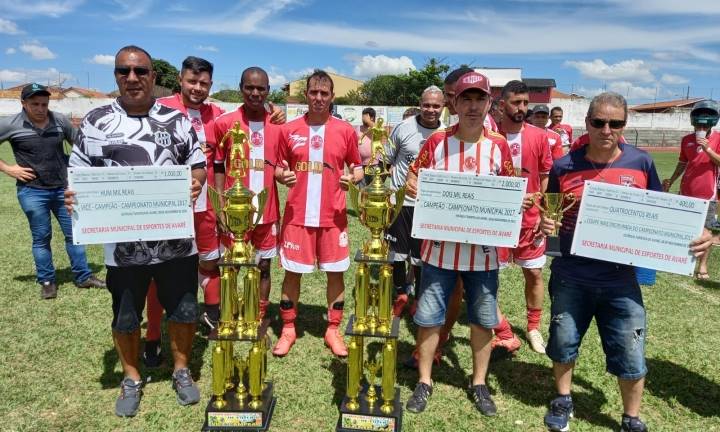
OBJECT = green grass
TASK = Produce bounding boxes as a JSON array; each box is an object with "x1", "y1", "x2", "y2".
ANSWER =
[{"x1": 0, "y1": 146, "x2": 718, "y2": 431}]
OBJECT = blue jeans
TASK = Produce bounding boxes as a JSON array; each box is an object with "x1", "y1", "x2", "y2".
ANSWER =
[
  {"x1": 414, "y1": 263, "x2": 499, "y2": 328},
  {"x1": 546, "y1": 274, "x2": 647, "y2": 380},
  {"x1": 16, "y1": 185, "x2": 92, "y2": 284}
]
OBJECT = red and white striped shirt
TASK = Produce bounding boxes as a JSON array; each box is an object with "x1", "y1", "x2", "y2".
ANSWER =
[
  {"x1": 410, "y1": 125, "x2": 514, "y2": 271},
  {"x1": 275, "y1": 115, "x2": 361, "y2": 228}
]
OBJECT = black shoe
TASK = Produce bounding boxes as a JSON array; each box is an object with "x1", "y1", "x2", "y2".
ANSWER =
[
  {"x1": 620, "y1": 414, "x2": 648, "y2": 432},
  {"x1": 470, "y1": 384, "x2": 497, "y2": 416},
  {"x1": 40, "y1": 281, "x2": 57, "y2": 299},
  {"x1": 75, "y1": 275, "x2": 106, "y2": 288},
  {"x1": 406, "y1": 382, "x2": 432, "y2": 413},
  {"x1": 142, "y1": 340, "x2": 163, "y2": 368}
]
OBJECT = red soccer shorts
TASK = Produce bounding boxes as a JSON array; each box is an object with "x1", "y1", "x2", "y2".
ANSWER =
[
  {"x1": 194, "y1": 209, "x2": 220, "y2": 261},
  {"x1": 279, "y1": 223, "x2": 350, "y2": 273}
]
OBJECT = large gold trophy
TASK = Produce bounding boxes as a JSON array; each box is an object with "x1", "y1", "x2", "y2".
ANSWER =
[
  {"x1": 338, "y1": 118, "x2": 405, "y2": 432},
  {"x1": 534, "y1": 192, "x2": 577, "y2": 257},
  {"x1": 203, "y1": 122, "x2": 275, "y2": 431}
]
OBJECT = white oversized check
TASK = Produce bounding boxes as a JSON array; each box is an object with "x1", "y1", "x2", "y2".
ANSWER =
[
  {"x1": 412, "y1": 169, "x2": 527, "y2": 247},
  {"x1": 570, "y1": 181, "x2": 708, "y2": 276},
  {"x1": 68, "y1": 166, "x2": 195, "y2": 245}
]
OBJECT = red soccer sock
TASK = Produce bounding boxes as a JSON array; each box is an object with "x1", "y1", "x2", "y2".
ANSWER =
[
  {"x1": 201, "y1": 269, "x2": 221, "y2": 306},
  {"x1": 527, "y1": 307, "x2": 542, "y2": 332},
  {"x1": 493, "y1": 316, "x2": 514, "y2": 340},
  {"x1": 145, "y1": 280, "x2": 163, "y2": 341}
]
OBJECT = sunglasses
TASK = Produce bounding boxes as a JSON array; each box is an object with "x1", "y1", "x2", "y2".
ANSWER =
[
  {"x1": 114, "y1": 66, "x2": 151, "y2": 77},
  {"x1": 589, "y1": 118, "x2": 626, "y2": 129}
]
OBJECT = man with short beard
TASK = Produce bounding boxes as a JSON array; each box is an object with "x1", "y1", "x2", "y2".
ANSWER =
[
  {"x1": 495, "y1": 80, "x2": 553, "y2": 355},
  {"x1": 66, "y1": 45, "x2": 206, "y2": 417},
  {"x1": 213, "y1": 67, "x2": 283, "y2": 324}
]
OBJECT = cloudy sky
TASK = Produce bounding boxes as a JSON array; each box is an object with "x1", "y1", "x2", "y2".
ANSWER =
[{"x1": 1, "y1": 0, "x2": 719, "y2": 103}]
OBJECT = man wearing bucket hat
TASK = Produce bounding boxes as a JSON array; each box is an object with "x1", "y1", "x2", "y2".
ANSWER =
[
  {"x1": 662, "y1": 99, "x2": 720, "y2": 280},
  {"x1": 0, "y1": 83, "x2": 104, "y2": 299}
]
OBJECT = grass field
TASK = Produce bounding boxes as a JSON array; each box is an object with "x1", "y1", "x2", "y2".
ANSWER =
[{"x1": 0, "y1": 146, "x2": 718, "y2": 432}]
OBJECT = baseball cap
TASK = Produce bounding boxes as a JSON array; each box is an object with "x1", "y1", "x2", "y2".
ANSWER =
[
  {"x1": 21, "y1": 83, "x2": 51, "y2": 100},
  {"x1": 533, "y1": 104, "x2": 550, "y2": 114},
  {"x1": 453, "y1": 72, "x2": 491, "y2": 98}
]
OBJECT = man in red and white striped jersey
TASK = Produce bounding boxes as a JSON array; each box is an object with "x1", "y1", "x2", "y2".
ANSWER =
[
  {"x1": 213, "y1": 67, "x2": 283, "y2": 323},
  {"x1": 272, "y1": 70, "x2": 363, "y2": 357},
  {"x1": 404, "y1": 71, "x2": 514, "y2": 416}
]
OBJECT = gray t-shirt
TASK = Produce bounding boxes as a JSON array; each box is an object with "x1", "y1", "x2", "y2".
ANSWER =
[
  {"x1": 385, "y1": 115, "x2": 443, "y2": 206},
  {"x1": 0, "y1": 110, "x2": 77, "y2": 188}
]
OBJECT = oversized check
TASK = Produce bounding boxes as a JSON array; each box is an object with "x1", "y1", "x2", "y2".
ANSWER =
[
  {"x1": 570, "y1": 181, "x2": 708, "y2": 276},
  {"x1": 411, "y1": 169, "x2": 527, "y2": 247},
  {"x1": 68, "y1": 166, "x2": 195, "y2": 245}
]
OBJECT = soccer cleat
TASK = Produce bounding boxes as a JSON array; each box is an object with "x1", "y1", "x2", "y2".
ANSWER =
[
  {"x1": 491, "y1": 334, "x2": 522, "y2": 360},
  {"x1": 526, "y1": 329, "x2": 547, "y2": 354},
  {"x1": 115, "y1": 377, "x2": 143, "y2": 417},
  {"x1": 405, "y1": 382, "x2": 433, "y2": 413},
  {"x1": 172, "y1": 367, "x2": 200, "y2": 405},
  {"x1": 392, "y1": 293, "x2": 409, "y2": 317},
  {"x1": 142, "y1": 339, "x2": 163, "y2": 368},
  {"x1": 620, "y1": 414, "x2": 648, "y2": 432},
  {"x1": 324, "y1": 327, "x2": 348, "y2": 357},
  {"x1": 470, "y1": 384, "x2": 497, "y2": 416},
  {"x1": 544, "y1": 395, "x2": 574, "y2": 432},
  {"x1": 272, "y1": 326, "x2": 296, "y2": 357}
]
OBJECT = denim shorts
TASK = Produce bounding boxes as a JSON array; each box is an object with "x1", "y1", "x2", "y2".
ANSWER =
[
  {"x1": 414, "y1": 263, "x2": 499, "y2": 328},
  {"x1": 546, "y1": 274, "x2": 647, "y2": 380}
]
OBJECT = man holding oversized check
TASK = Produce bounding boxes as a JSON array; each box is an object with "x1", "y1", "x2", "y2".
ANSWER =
[
  {"x1": 65, "y1": 45, "x2": 206, "y2": 417},
  {"x1": 539, "y1": 92, "x2": 714, "y2": 432},
  {"x1": 403, "y1": 71, "x2": 520, "y2": 417}
]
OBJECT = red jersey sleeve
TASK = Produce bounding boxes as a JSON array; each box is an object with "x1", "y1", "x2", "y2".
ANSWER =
[
  {"x1": 679, "y1": 135, "x2": 691, "y2": 163},
  {"x1": 538, "y1": 132, "x2": 553, "y2": 174},
  {"x1": 213, "y1": 117, "x2": 227, "y2": 165},
  {"x1": 275, "y1": 125, "x2": 290, "y2": 167},
  {"x1": 344, "y1": 127, "x2": 362, "y2": 168}
]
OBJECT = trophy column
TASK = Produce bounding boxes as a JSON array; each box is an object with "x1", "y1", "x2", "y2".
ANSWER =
[{"x1": 337, "y1": 163, "x2": 405, "y2": 432}]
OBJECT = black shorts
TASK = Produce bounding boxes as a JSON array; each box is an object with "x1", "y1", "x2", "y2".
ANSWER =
[
  {"x1": 385, "y1": 206, "x2": 421, "y2": 265},
  {"x1": 106, "y1": 254, "x2": 199, "y2": 333}
]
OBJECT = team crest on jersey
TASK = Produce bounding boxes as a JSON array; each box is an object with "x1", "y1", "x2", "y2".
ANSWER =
[
  {"x1": 464, "y1": 156, "x2": 477, "y2": 171},
  {"x1": 154, "y1": 130, "x2": 172, "y2": 147},
  {"x1": 289, "y1": 134, "x2": 307, "y2": 150},
  {"x1": 311, "y1": 135, "x2": 324, "y2": 149},
  {"x1": 190, "y1": 117, "x2": 202, "y2": 132},
  {"x1": 251, "y1": 131, "x2": 263, "y2": 147},
  {"x1": 697, "y1": 145, "x2": 705, "y2": 153},
  {"x1": 338, "y1": 231, "x2": 348, "y2": 247},
  {"x1": 619, "y1": 175, "x2": 635, "y2": 186}
]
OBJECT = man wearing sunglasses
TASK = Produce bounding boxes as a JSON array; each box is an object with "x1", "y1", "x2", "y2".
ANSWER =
[
  {"x1": 66, "y1": 45, "x2": 206, "y2": 417},
  {"x1": 540, "y1": 92, "x2": 714, "y2": 432},
  {"x1": 662, "y1": 100, "x2": 720, "y2": 281}
]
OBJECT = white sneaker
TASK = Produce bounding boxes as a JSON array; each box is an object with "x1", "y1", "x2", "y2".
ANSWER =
[{"x1": 526, "y1": 329, "x2": 546, "y2": 354}]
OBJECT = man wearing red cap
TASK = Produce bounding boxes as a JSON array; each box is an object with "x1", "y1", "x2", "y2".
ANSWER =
[{"x1": 404, "y1": 72, "x2": 514, "y2": 416}]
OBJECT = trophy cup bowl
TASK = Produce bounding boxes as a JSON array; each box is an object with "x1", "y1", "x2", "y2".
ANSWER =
[{"x1": 534, "y1": 192, "x2": 577, "y2": 257}]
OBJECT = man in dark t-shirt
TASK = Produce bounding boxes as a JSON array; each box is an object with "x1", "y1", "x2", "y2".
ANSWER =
[{"x1": 0, "y1": 83, "x2": 104, "y2": 299}]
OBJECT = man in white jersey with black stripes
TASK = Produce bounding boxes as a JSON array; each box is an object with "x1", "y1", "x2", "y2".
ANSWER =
[{"x1": 404, "y1": 71, "x2": 514, "y2": 417}]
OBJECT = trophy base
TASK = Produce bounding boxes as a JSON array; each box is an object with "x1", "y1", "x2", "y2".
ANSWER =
[
  {"x1": 354, "y1": 250, "x2": 396, "y2": 264},
  {"x1": 337, "y1": 385, "x2": 403, "y2": 432},
  {"x1": 202, "y1": 383, "x2": 276, "y2": 431},
  {"x1": 545, "y1": 236, "x2": 562, "y2": 257},
  {"x1": 218, "y1": 257, "x2": 259, "y2": 268},
  {"x1": 208, "y1": 318, "x2": 271, "y2": 342},
  {"x1": 345, "y1": 316, "x2": 400, "y2": 338}
]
